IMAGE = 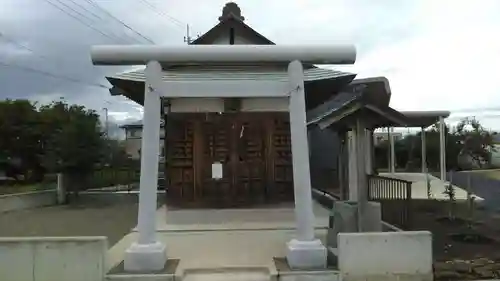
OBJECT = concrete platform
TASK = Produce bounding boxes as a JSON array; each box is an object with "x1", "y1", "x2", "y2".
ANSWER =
[
  {"x1": 136, "y1": 202, "x2": 330, "y2": 232},
  {"x1": 109, "y1": 202, "x2": 331, "y2": 279}
]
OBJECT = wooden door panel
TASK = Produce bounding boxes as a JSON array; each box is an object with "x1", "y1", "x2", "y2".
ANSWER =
[
  {"x1": 272, "y1": 116, "x2": 294, "y2": 201},
  {"x1": 165, "y1": 115, "x2": 195, "y2": 201},
  {"x1": 201, "y1": 113, "x2": 233, "y2": 205},
  {"x1": 234, "y1": 115, "x2": 267, "y2": 204}
]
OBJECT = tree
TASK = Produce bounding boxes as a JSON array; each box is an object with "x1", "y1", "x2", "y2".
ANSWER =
[
  {"x1": 373, "y1": 117, "x2": 494, "y2": 172},
  {"x1": 38, "y1": 100, "x2": 106, "y2": 198},
  {"x1": 455, "y1": 117, "x2": 494, "y2": 169},
  {"x1": 0, "y1": 99, "x2": 45, "y2": 182}
]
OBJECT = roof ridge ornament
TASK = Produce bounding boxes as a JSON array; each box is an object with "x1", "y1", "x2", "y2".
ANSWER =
[{"x1": 218, "y1": 2, "x2": 245, "y2": 22}]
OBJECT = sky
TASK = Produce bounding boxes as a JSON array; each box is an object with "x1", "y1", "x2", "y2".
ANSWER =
[{"x1": 1, "y1": 0, "x2": 500, "y2": 135}]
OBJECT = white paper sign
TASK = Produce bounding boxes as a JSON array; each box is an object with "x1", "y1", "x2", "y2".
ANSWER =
[{"x1": 211, "y1": 162, "x2": 223, "y2": 179}]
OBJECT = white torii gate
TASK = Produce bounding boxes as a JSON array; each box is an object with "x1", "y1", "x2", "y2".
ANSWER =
[{"x1": 91, "y1": 45, "x2": 356, "y2": 272}]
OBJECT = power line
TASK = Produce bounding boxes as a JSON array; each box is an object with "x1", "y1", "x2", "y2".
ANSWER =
[
  {"x1": 0, "y1": 32, "x2": 98, "y2": 71},
  {"x1": 0, "y1": 60, "x2": 109, "y2": 89},
  {"x1": 51, "y1": 0, "x2": 99, "y2": 25},
  {"x1": 65, "y1": 0, "x2": 103, "y2": 21},
  {"x1": 41, "y1": 0, "x2": 128, "y2": 43},
  {"x1": 137, "y1": 0, "x2": 186, "y2": 29},
  {"x1": 52, "y1": 0, "x2": 142, "y2": 44},
  {"x1": 84, "y1": 0, "x2": 155, "y2": 44}
]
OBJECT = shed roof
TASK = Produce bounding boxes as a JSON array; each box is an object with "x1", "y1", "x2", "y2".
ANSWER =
[
  {"x1": 400, "y1": 111, "x2": 451, "y2": 128},
  {"x1": 307, "y1": 90, "x2": 409, "y2": 130},
  {"x1": 307, "y1": 78, "x2": 451, "y2": 130}
]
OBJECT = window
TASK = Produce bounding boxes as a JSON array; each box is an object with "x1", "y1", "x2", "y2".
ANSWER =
[{"x1": 129, "y1": 129, "x2": 140, "y2": 138}]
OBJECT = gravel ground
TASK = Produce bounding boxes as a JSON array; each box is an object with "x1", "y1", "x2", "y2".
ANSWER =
[{"x1": 0, "y1": 201, "x2": 138, "y2": 247}]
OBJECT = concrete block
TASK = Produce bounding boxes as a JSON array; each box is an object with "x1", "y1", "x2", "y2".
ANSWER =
[
  {"x1": 0, "y1": 190, "x2": 57, "y2": 213},
  {"x1": 0, "y1": 236, "x2": 107, "y2": 281},
  {"x1": 326, "y1": 201, "x2": 381, "y2": 249},
  {"x1": 338, "y1": 231, "x2": 433, "y2": 281},
  {"x1": 286, "y1": 239, "x2": 327, "y2": 269}
]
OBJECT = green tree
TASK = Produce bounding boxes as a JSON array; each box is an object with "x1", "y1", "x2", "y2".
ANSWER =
[
  {"x1": 455, "y1": 117, "x2": 495, "y2": 169},
  {"x1": 38, "y1": 100, "x2": 106, "y2": 197},
  {"x1": 0, "y1": 99, "x2": 45, "y2": 182},
  {"x1": 374, "y1": 117, "x2": 494, "y2": 172}
]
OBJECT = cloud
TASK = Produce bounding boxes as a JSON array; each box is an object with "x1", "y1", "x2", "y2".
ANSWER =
[{"x1": 0, "y1": 0, "x2": 499, "y2": 130}]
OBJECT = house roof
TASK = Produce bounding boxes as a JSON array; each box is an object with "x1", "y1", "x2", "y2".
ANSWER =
[{"x1": 121, "y1": 119, "x2": 165, "y2": 129}]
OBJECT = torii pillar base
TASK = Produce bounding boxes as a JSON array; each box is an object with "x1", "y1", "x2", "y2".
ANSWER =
[
  {"x1": 286, "y1": 239, "x2": 327, "y2": 269},
  {"x1": 124, "y1": 242, "x2": 167, "y2": 272}
]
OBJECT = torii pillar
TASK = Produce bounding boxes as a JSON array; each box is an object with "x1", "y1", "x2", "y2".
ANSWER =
[{"x1": 91, "y1": 44, "x2": 356, "y2": 271}]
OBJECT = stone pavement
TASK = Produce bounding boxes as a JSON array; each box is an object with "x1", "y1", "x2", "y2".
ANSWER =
[{"x1": 108, "y1": 202, "x2": 331, "y2": 278}]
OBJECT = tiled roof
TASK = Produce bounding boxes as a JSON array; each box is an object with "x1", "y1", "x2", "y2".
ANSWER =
[{"x1": 107, "y1": 66, "x2": 355, "y2": 83}]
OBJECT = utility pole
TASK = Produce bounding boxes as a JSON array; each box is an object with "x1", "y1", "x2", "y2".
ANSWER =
[
  {"x1": 103, "y1": 107, "x2": 109, "y2": 138},
  {"x1": 183, "y1": 24, "x2": 192, "y2": 44}
]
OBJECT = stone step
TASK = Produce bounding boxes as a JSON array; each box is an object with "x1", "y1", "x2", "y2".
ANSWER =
[{"x1": 181, "y1": 268, "x2": 271, "y2": 281}]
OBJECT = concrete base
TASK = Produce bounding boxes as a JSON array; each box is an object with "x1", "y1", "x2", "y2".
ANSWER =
[
  {"x1": 123, "y1": 242, "x2": 167, "y2": 272},
  {"x1": 285, "y1": 239, "x2": 327, "y2": 269},
  {"x1": 338, "y1": 231, "x2": 433, "y2": 281}
]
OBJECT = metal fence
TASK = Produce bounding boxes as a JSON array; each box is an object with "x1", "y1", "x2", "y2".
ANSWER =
[
  {"x1": 368, "y1": 175, "x2": 413, "y2": 229},
  {"x1": 446, "y1": 170, "x2": 500, "y2": 211},
  {"x1": 85, "y1": 168, "x2": 140, "y2": 192}
]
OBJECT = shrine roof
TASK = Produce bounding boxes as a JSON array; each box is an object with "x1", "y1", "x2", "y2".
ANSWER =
[
  {"x1": 107, "y1": 65, "x2": 354, "y2": 84},
  {"x1": 106, "y1": 65, "x2": 356, "y2": 108}
]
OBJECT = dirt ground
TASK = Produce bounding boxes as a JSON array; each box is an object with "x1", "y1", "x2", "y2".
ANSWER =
[
  {"x1": 0, "y1": 201, "x2": 138, "y2": 247},
  {"x1": 410, "y1": 200, "x2": 500, "y2": 280}
]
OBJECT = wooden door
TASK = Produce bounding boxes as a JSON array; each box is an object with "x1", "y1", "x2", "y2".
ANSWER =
[
  {"x1": 232, "y1": 114, "x2": 267, "y2": 205},
  {"x1": 200, "y1": 113, "x2": 234, "y2": 206}
]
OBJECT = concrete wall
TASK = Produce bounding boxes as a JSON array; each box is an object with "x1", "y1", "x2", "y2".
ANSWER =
[
  {"x1": 0, "y1": 236, "x2": 107, "y2": 281},
  {"x1": 0, "y1": 190, "x2": 57, "y2": 213},
  {"x1": 338, "y1": 231, "x2": 433, "y2": 281}
]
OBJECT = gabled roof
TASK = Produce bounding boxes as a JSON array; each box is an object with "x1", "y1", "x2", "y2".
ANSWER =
[{"x1": 191, "y1": 17, "x2": 275, "y2": 45}]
